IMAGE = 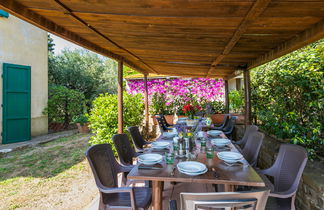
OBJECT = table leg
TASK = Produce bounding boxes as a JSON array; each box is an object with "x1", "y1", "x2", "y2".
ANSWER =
[
  {"x1": 224, "y1": 184, "x2": 234, "y2": 192},
  {"x1": 152, "y1": 180, "x2": 163, "y2": 210}
]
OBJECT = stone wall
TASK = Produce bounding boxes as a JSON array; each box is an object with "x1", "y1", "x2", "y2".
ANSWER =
[{"x1": 234, "y1": 125, "x2": 324, "y2": 210}]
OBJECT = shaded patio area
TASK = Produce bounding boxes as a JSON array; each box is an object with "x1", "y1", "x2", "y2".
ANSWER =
[{"x1": 0, "y1": 1, "x2": 323, "y2": 210}]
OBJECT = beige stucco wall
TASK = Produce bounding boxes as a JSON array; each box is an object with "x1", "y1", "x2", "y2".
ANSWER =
[{"x1": 0, "y1": 14, "x2": 48, "y2": 143}]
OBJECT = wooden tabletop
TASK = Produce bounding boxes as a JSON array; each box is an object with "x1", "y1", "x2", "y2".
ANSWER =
[{"x1": 128, "y1": 132, "x2": 265, "y2": 187}]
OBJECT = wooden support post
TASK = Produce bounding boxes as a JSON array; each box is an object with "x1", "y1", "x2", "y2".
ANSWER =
[
  {"x1": 224, "y1": 80, "x2": 229, "y2": 114},
  {"x1": 118, "y1": 60, "x2": 123, "y2": 134},
  {"x1": 144, "y1": 74, "x2": 149, "y2": 124},
  {"x1": 243, "y1": 70, "x2": 252, "y2": 125}
]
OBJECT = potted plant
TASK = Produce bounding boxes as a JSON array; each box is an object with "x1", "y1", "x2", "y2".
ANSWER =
[
  {"x1": 73, "y1": 114, "x2": 90, "y2": 133},
  {"x1": 182, "y1": 104, "x2": 201, "y2": 126}
]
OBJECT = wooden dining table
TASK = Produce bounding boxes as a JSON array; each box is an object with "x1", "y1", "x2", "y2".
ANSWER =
[{"x1": 128, "y1": 129, "x2": 265, "y2": 210}]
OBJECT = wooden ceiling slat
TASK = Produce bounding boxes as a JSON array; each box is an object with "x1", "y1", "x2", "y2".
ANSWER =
[
  {"x1": 1, "y1": 0, "x2": 323, "y2": 78},
  {"x1": 207, "y1": 0, "x2": 272, "y2": 77},
  {"x1": 248, "y1": 20, "x2": 324, "y2": 69}
]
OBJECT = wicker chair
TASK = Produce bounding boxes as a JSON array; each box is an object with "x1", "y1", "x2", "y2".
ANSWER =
[
  {"x1": 179, "y1": 190, "x2": 270, "y2": 210},
  {"x1": 222, "y1": 116, "x2": 237, "y2": 139},
  {"x1": 258, "y1": 144, "x2": 308, "y2": 210},
  {"x1": 212, "y1": 113, "x2": 231, "y2": 130},
  {"x1": 241, "y1": 131, "x2": 264, "y2": 167},
  {"x1": 155, "y1": 115, "x2": 173, "y2": 133},
  {"x1": 86, "y1": 144, "x2": 152, "y2": 210},
  {"x1": 127, "y1": 126, "x2": 151, "y2": 152},
  {"x1": 112, "y1": 134, "x2": 140, "y2": 166},
  {"x1": 234, "y1": 125, "x2": 259, "y2": 149}
]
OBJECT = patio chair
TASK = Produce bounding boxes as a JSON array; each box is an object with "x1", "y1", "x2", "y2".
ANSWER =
[
  {"x1": 113, "y1": 134, "x2": 149, "y2": 187},
  {"x1": 241, "y1": 131, "x2": 264, "y2": 167},
  {"x1": 112, "y1": 134, "x2": 140, "y2": 166},
  {"x1": 155, "y1": 115, "x2": 173, "y2": 133},
  {"x1": 179, "y1": 189, "x2": 270, "y2": 210},
  {"x1": 233, "y1": 125, "x2": 259, "y2": 150},
  {"x1": 127, "y1": 126, "x2": 151, "y2": 152},
  {"x1": 212, "y1": 114, "x2": 231, "y2": 130},
  {"x1": 158, "y1": 114, "x2": 173, "y2": 127},
  {"x1": 222, "y1": 116, "x2": 237, "y2": 139},
  {"x1": 86, "y1": 144, "x2": 152, "y2": 210},
  {"x1": 258, "y1": 144, "x2": 308, "y2": 210}
]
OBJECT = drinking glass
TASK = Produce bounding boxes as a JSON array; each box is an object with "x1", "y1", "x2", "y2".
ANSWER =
[
  {"x1": 201, "y1": 138, "x2": 206, "y2": 147},
  {"x1": 206, "y1": 148, "x2": 214, "y2": 159},
  {"x1": 165, "y1": 152, "x2": 174, "y2": 164}
]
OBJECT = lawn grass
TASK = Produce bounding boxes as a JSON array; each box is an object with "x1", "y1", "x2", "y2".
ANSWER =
[{"x1": 0, "y1": 133, "x2": 98, "y2": 210}]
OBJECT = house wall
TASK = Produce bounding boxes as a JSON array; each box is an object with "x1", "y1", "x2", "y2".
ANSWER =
[{"x1": 0, "y1": 15, "x2": 48, "y2": 143}]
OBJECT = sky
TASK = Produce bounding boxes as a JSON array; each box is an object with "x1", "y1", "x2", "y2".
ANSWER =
[{"x1": 51, "y1": 34, "x2": 83, "y2": 54}]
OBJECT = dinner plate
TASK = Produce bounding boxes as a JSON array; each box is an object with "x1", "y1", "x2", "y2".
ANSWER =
[
  {"x1": 178, "y1": 167, "x2": 208, "y2": 176},
  {"x1": 207, "y1": 130, "x2": 222, "y2": 137},
  {"x1": 211, "y1": 138, "x2": 230, "y2": 147},
  {"x1": 177, "y1": 161, "x2": 206, "y2": 173},
  {"x1": 217, "y1": 152, "x2": 243, "y2": 163},
  {"x1": 151, "y1": 141, "x2": 170, "y2": 149},
  {"x1": 138, "y1": 154, "x2": 163, "y2": 165},
  {"x1": 162, "y1": 132, "x2": 177, "y2": 139}
]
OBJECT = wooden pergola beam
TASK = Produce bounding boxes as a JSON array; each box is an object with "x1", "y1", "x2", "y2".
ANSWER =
[
  {"x1": 248, "y1": 20, "x2": 324, "y2": 69},
  {"x1": 243, "y1": 69, "x2": 252, "y2": 125},
  {"x1": 206, "y1": 0, "x2": 271, "y2": 77},
  {"x1": 118, "y1": 61, "x2": 124, "y2": 134},
  {"x1": 52, "y1": 0, "x2": 158, "y2": 74},
  {"x1": 0, "y1": 0, "x2": 149, "y2": 75}
]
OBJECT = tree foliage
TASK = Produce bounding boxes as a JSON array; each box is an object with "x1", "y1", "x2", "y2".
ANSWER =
[
  {"x1": 48, "y1": 49, "x2": 118, "y2": 100},
  {"x1": 251, "y1": 40, "x2": 324, "y2": 159},
  {"x1": 48, "y1": 34, "x2": 55, "y2": 53},
  {"x1": 44, "y1": 85, "x2": 86, "y2": 128},
  {"x1": 88, "y1": 92, "x2": 144, "y2": 154}
]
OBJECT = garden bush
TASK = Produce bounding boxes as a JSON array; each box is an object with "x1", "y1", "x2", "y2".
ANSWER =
[
  {"x1": 44, "y1": 85, "x2": 86, "y2": 128},
  {"x1": 229, "y1": 90, "x2": 244, "y2": 113},
  {"x1": 88, "y1": 92, "x2": 144, "y2": 154},
  {"x1": 251, "y1": 40, "x2": 324, "y2": 159}
]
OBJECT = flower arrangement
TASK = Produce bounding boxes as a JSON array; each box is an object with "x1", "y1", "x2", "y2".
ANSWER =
[{"x1": 182, "y1": 104, "x2": 201, "y2": 119}]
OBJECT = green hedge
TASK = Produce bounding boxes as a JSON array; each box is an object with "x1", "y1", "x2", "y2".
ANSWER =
[
  {"x1": 251, "y1": 40, "x2": 324, "y2": 159},
  {"x1": 88, "y1": 92, "x2": 144, "y2": 154}
]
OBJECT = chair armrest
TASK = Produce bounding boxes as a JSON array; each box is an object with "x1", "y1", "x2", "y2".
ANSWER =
[
  {"x1": 119, "y1": 165, "x2": 134, "y2": 173},
  {"x1": 98, "y1": 187, "x2": 136, "y2": 209},
  {"x1": 270, "y1": 190, "x2": 296, "y2": 199},
  {"x1": 258, "y1": 167, "x2": 276, "y2": 177}
]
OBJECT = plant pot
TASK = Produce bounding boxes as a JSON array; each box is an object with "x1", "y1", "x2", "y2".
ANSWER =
[
  {"x1": 210, "y1": 114, "x2": 226, "y2": 124},
  {"x1": 76, "y1": 123, "x2": 90, "y2": 133}
]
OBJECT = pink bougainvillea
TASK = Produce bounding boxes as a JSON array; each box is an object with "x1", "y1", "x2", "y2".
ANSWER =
[{"x1": 126, "y1": 78, "x2": 224, "y2": 104}]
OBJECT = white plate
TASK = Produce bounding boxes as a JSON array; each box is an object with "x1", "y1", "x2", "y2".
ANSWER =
[
  {"x1": 152, "y1": 141, "x2": 170, "y2": 149},
  {"x1": 207, "y1": 130, "x2": 222, "y2": 137},
  {"x1": 177, "y1": 161, "x2": 206, "y2": 173},
  {"x1": 162, "y1": 132, "x2": 177, "y2": 138},
  {"x1": 178, "y1": 167, "x2": 208, "y2": 176},
  {"x1": 217, "y1": 152, "x2": 243, "y2": 163},
  {"x1": 211, "y1": 138, "x2": 230, "y2": 147},
  {"x1": 138, "y1": 154, "x2": 163, "y2": 165}
]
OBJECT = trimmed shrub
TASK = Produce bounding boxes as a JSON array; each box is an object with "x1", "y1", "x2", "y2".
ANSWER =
[{"x1": 88, "y1": 92, "x2": 144, "y2": 154}]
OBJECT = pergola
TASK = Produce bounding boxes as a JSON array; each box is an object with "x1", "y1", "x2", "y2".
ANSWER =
[{"x1": 1, "y1": 0, "x2": 323, "y2": 132}]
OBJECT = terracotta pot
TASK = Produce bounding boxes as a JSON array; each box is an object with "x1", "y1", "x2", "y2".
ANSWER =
[
  {"x1": 210, "y1": 114, "x2": 226, "y2": 124},
  {"x1": 76, "y1": 123, "x2": 90, "y2": 133}
]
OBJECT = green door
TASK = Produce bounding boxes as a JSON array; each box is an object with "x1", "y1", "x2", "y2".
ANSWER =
[{"x1": 2, "y1": 63, "x2": 31, "y2": 144}]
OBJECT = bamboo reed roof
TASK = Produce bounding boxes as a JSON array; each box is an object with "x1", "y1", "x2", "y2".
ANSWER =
[{"x1": 1, "y1": 0, "x2": 323, "y2": 78}]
